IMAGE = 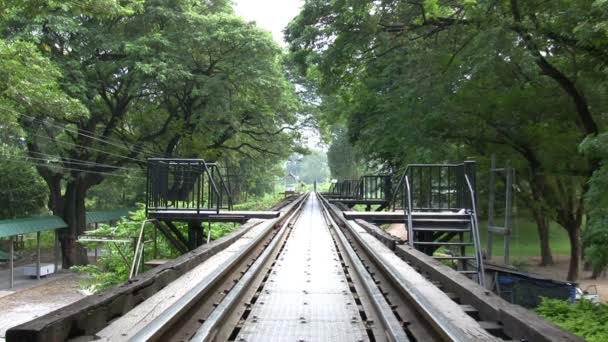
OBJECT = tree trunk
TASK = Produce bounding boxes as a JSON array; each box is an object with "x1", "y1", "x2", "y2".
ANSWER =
[
  {"x1": 51, "y1": 179, "x2": 90, "y2": 267},
  {"x1": 533, "y1": 210, "x2": 553, "y2": 266},
  {"x1": 566, "y1": 223, "x2": 581, "y2": 281}
]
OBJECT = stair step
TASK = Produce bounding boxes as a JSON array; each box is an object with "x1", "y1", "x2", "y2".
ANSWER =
[
  {"x1": 444, "y1": 292, "x2": 460, "y2": 303},
  {"x1": 414, "y1": 217, "x2": 470, "y2": 227},
  {"x1": 479, "y1": 321, "x2": 503, "y2": 333},
  {"x1": 412, "y1": 219, "x2": 470, "y2": 224},
  {"x1": 411, "y1": 212, "x2": 469, "y2": 217},
  {"x1": 413, "y1": 227, "x2": 470, "y2": 232},
  {"x1": 458, "y1": 270, "x2": 480, "y2": 275},
  {"x1": 460, "y1": 304, "x2": 479, "y2": 316},
  {"x1": 414, "y1": 241, "x2": 473, "y2": 246},
  {"x1": 433, "y1": 256, "x2": 476, "y2": 260}
]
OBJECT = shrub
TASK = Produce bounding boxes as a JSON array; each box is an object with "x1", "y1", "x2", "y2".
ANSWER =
[{"x1": 536, "y1": 298, "x2": 608, "y2": 342}]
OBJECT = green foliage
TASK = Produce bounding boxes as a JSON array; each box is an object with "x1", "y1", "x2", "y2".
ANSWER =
[
  {"x1": 74, "y1": 192, "x2": 282, "y2": 292},
  {"x1": 72, "y1": 264, "x2": 124, "y2": 293},
  {"x1": 86, "y1": 175, "x2": 145, "y2": 210},
  {"x1": 0, "y1": 39, "x2": 86, "y2": 122},
  {"x1": 0, "y1": 146, "x2": 48, "y2": 219},
  {"x1": 0, "y1": 0, "x2": 307, "y2": 266},
  {"x1": 233, "y1": 193, "x2": 284, "y2": 211},
  {"x1": 327, "y1": 126, "x2": 363, "y2": 180},
  {"x1": 287, "y1": 0, "x2": 608, "y2": 280},
  {"x1": 536, "y1": 299, "x2": 608, "y2": 342},
  {"x1": 581, "y1": 133, "x2": 608, "y2": 276},
  {"x1": 74, "y1": 207, "x2": 165, "y2": 292}
]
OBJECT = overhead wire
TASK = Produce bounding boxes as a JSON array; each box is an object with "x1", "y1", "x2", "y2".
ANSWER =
[
  {"x1": 0, "y1": 154, "x2": 146, "y2": 180},
  {"x1": 1, "y1": 126, "x2": 144, "y2": 163},
  {"x1": 25, "y1": 149, "x2": 144, "y2": 171},
  {"x1": 0, "y1": 104, "x2": 174, "y2": 159},
  {"x1": 7, "y1": 153, "x2": 143, "y2": 173}
]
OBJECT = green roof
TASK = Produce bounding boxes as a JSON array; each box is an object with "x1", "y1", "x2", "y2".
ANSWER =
[
  {"x1": 86, "y1": 209, "x2": 132, "y2": 224},
  {"x1": 0, "y1": 208, "x2": 132, "y2": 238},
  {"x1": 0, "y1": 216, "x2": 67, "y2": 238}
]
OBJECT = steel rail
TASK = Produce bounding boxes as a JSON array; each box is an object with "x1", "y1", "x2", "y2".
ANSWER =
[
  {"x1": 319, "y1": 194, "x2": 409, "y2": 342},
  {"x1": 190, "y1": 195, "x2": 307, "y2": 341},
  {"x1": 129, "y1": 194, "x2": 308, "y2": 342}
]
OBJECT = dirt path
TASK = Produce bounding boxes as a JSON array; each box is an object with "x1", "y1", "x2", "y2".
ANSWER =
[
  {"x1": 0, "y1": 273, "x2": 87, "y2": 341},
  {"x1": 386, "y1": 223, "x2": 407, "y2": 240}
]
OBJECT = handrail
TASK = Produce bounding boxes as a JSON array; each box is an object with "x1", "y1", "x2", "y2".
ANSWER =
[
  {"x1": 390, "y1": 162, "x2": 473, "y2": 210},
  {"x1": 216, "y1": 171, "x2": 233, "y2": 210},
  {"x1": 405, "y1": 175, "x2": 414, "y2": 247},
  {"x1": 390, "y1": 165, "x2": 410, "y2": 210},
  {"x1": 200, "y1": 161, "x2": 221, "y2": 213},
  {"x1": 464, "y1": 174, "x2": 486, "y2": 287},
  {"x1": 129, "y1": 219, "x2": 157, "y2": 279}
]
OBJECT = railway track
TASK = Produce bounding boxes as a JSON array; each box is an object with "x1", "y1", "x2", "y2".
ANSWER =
[
  {"x1": 8, "y1": 192, "x2": 581, "y2": 342},
  {"x1": 95, "y1": 194, "x2": 502, "y2": 341}
]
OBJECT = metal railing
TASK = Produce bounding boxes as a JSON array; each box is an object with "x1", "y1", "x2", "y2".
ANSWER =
[
  {"x1": 391, "y1": 161, "x2": 477, "y2": 211},
  {"x1": 329, "y1": 176, "x2": 392, "y2": 201},
  {"x1": 146, "y1": 158, "x2": 233, "y2": 215},
  {"x1": 360, "y1": 175, "x2": 392, "y2": 200},
  {"x1": 129, "y1": 219, "x2": 157, "y2": 279},
  {"x1": 465, "y1": 174, "x2": 486, "y2": 287}
]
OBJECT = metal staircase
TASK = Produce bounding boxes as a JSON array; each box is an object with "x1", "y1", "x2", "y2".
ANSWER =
[{"x1": 393, "y1": 161, "x2": 485, "y2": 286}]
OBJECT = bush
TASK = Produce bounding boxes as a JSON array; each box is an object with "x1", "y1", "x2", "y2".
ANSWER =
[
  {"x1": 536, "y1": 298, "x2": 608, "y2": 342},
  {"x1": 74, "y1": 194, "x2": 283, "y2": 292}
]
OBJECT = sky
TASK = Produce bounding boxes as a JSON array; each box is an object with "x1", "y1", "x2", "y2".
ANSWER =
[{"x1": 233, "y1": 0, "x2": 304, "y2": 46}]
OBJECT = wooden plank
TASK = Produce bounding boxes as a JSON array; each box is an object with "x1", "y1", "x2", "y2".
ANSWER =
[
  {"x1": 143, "y1": 259, "x2": 171, "y2": 267},
  {"x1": 394, "y1": 245, "x2": 583, "y2": 342},
  {"x1": 354, "y1": 219, "x2": 402, "y2": 250}
]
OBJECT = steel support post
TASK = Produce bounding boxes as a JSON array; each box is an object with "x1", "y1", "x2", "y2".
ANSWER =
[
  {"x1": 9, "y1": 236, "x2": 14, "y2": 288},
  {"x1": 36, "y1": 231, "x2": 41, "y2": 280},
  {"x1": 487, "y1": 155, "x2": 496, "y2": 260},
  {"x1": 54, "y1": 230, "x2": 60, "y2": 272}
]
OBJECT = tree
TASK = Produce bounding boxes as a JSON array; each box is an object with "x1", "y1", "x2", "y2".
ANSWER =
[
  {"x1": 287, "y1": 0, "x2": 608, "y2": 280},
  {"x1": 0, "y1": 0, "x2": 303, "y2": 267},
  {"x1": 326, "y1": 126, "x2": 362, "y2": 180},
  {"x1": 0, "y1": 147, "x2": 47, "y2": 219},
  {"x1": 581, "y1": 134, "x2": 608, "y2": 278}
]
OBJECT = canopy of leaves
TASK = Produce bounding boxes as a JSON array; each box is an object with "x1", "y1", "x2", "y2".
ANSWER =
[
  {"x1": 0, "y1": 147, "x2": 47, "y2": 219},
  {"x1": 0, "y1": 0, "x2": 305, "y2": 208}
]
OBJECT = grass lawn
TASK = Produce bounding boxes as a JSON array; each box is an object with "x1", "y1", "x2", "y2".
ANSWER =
[{"x1": 478, "y1": 216, "x2": 571, "y2": 257}]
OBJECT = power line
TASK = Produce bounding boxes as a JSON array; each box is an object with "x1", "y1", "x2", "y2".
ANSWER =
[
  {"x1": 0, "y1": 105, "x2": 174, "y2": 159},
  {"x1": 0, "y1": 155, "x2": 146, "y2": 180},
  {"x1": 25, "y1": 150, "x2": 144, "y2": 172},
  {"x1": 9, "y1": 153, "x2": 142, "y2": 173},
  {"x1": 1, "y1": 126, "x2": 144, "y2": 163}
]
